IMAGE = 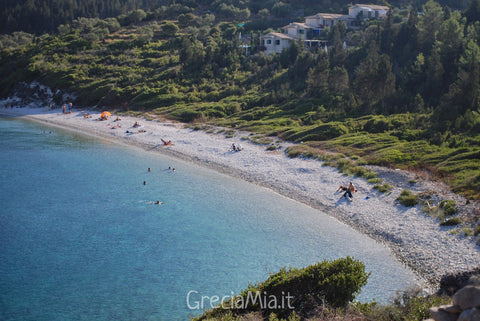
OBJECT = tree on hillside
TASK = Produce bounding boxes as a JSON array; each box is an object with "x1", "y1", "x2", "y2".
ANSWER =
[
  {"x1": 306, "y1": 55, "x2": 329, "y2": 98},
  {"x1": 465, "y1": 0, "x2": 480, "y2": 24},
  {"x1": 354, "y1": 41, "x2": 396, "y2": 112},
  {"x1": 179, "y1": 36, "x2": 206, "y2": 72},
  {"x1": 329, "y1": 24, "x2": 347, "y2": 67},
  {"x1": 161, "y1": 22, "x2": 179, "y2": 37},
  {"x1": 424, "y1": 45, "x2": 445, "y2": 105},
  {"x1": 438, "y1": 39, "x2": 480, "y2": 125},
  {"x1": 417, "y1": 0, "x2": 445, "y2": 53},
  {"x1": 393, "y1": 7, "x2": 420, "y2": 65},
  {"x1": 435, "y1": 11, "x2": 466, "y2": 90},
  {"x1": 328, "y1": 66, "x2": 350, "y2": 97}
]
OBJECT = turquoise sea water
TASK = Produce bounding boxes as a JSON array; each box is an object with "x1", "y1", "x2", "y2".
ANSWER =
[{"x1": 0, "y1": 115, "x2": 417, "y2": 321}]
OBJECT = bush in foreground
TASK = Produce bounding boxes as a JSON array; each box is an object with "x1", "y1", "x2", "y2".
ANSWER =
[
  {"x1": 192, "y1": 287, "x2": 451, "y2": 321},
  {"x1": 192, "y1": 257, "x2": 369, "y2": 320}
]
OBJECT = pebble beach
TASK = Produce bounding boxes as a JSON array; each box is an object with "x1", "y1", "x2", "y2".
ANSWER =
[{"x1": 1, "y1": 96, "x2": 479, "y2": 289}]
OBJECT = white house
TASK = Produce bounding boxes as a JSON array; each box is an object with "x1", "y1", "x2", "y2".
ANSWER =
[
  {"x1": 282, "y1": 22, "x2": 310, "y2": 39},
  {"x1": 261, "y1": 32, "x2": 295, "y2": 54},
  {"x1": 305, "y1": 13, "x2": 350, "y2": 29},
  {"x1": 348, "y1": 4, "x2": 390, "y2": 20},
  {"x1": 260, "y1": 4, "x2": 389, "y2": 55},
  {"x1": 305, "y1": 4, "x2": 390, "y2": 31}
]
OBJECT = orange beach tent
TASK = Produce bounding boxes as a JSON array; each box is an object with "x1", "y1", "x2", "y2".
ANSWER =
[{"x1": 101, "y1": 111, "x2": 111, "y2": 118}]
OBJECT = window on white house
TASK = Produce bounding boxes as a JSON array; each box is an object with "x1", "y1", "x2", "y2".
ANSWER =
[
  {"x1": 266, "y1": 40, "x2": 272, "y2": 44},
  {"x1": 275, "y1": 40, "x2": 280, "y2": 45}
]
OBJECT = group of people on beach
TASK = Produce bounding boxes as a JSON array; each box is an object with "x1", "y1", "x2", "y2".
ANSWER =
[
  {"x1": 62, "y1": 102, "x2": 72, "y2": 114},
  {"x1": 123, "y1": 121, "x2": 148, "y2": 134},
  {"x1": 58, "y1": 104, "x2": 361, "y2": 206}
]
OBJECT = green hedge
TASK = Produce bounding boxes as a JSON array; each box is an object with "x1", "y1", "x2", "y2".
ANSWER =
[{"x1": 194, "y1": 257, "x2": 369, "y2": 320}]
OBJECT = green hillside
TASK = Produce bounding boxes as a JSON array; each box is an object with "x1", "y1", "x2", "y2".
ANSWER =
[
  {"x1": 1, "y1": 0, "x2": 480, "y2": 198},
  {"x1": 0, "y1": 0, "x2": 471, "y2": 35}
]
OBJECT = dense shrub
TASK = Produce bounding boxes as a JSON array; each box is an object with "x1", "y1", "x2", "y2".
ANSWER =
[
  {"x1": 363, "y1": 115, "x2": 393, "y2": 133},
  {"x1": 374, "y1": 183, "x2": 393, "y2": 193},
  {"x1": 440, "y1": 217, "x2": 462, "y2": 226},
  {"x1": 397, "y1": 190, "x2": 418, "y2": 207},
  {"x1": 194, "y1": 257, "x2": 369, "y2": 320},
  {"x1": 260, "y1": 257, "x2": 368, "y2": 308},
  {"x1": 171, "y1": 109, "x2": 204, "y2": 122},
  {"x1": 282, "y1": 122, "x2": 349, "y2": 142},
  {"x1": 439, "y1": 200, "x2": 457, "y2": 216}
]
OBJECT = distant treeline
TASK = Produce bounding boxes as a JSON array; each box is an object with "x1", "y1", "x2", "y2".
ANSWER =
[
  {"x1": 0, "y1": 0, "x2": 170, "y2": 34},
  {"x1": 0, "y1": 0, "x2": 472, "y2": 35}
]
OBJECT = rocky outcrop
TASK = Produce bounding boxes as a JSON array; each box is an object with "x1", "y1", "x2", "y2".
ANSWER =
[
  {"x1": 426, "y1": 276, "x2": 480, "y2": 321},
  {"x1": 439, "y1": 269, "x2": 480, "y2": 296}
]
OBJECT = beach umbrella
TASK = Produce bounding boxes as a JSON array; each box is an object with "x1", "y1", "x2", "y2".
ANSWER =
[{"x1": 101, "y1": 111, "x2": 111, "y2": 118}]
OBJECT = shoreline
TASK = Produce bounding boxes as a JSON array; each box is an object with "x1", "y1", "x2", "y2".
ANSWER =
[{"x1": 1, "y1": 102, "x2": 479, "y2": 289}]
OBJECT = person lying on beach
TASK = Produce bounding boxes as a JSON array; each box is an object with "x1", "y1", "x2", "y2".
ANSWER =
[
  {"x1": 138, "y1": 129, "x2": 146, "y2": 133},
  {"x1": 111, "y1": 124, "x2": 121, "y2": 129},
  {"x1": 133, "y1": 121, "x2": 141, "y2": 128},
  {"x1": 114, "y1": 117, "x2": 121, "y2": 122},
  {"x1": 83, "y1": 112, "x2": 92, "y2": 118},
  {"x1": 161, "y1": 139, "x2": 174, "y2": 146}
]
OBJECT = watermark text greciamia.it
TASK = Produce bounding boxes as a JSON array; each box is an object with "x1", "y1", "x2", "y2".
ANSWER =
[{"x1": 186, "y1": 290, "x2": 295, "y2": 310}]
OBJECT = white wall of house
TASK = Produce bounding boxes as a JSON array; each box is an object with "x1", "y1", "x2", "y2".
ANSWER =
[
  {"x1": 283, "y1": 23, "x2": 308, "y2": 39},
  {"x1": 305, "y1": 14, "x2": 321, "y2": 28},
  {"x1": 262, "y1": 33, "x2": 293, "y2": 54},
  {"x1": 348, "y1": 5, "x2": 389, "y2": 19}
]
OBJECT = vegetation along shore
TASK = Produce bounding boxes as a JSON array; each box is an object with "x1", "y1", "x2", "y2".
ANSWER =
[{"x1": 1, "y1": 0, "x2": 480, "y2": 319}]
